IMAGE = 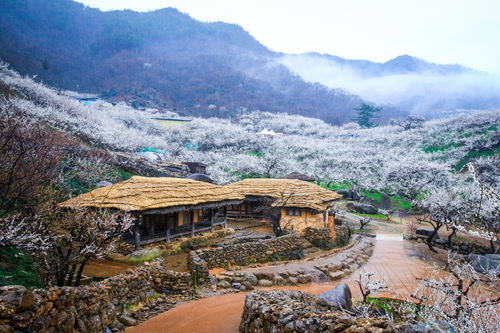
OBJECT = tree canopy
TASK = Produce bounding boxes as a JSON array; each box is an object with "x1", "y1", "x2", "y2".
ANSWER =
[{"x1": 352, "y1": 103, "x2": 382, "y2": 128}]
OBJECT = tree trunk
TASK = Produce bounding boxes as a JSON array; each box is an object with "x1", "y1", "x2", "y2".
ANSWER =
[
  {"x1": 447, "y1": 227, "x2": 457, "y2": 251},
  {"x1": 75, "y1": 259, "x2": 88, "y2": 286},
  {"x1": 426, "y1": 230, "x2": 438, "y2": 253}
]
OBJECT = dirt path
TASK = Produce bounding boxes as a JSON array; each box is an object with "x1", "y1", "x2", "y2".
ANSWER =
[{"x1": 127, "y1": 220, "x2": 429, "y2": 333}]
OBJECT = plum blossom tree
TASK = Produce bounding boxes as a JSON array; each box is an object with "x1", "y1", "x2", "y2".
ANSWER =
[{"x1": 0, "y1": 205, "x2": 133, "y2": 287}]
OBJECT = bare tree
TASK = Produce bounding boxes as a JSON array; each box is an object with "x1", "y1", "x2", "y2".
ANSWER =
[
  {"x1": 0, "y1": 205, "x2": 133, "y2": 287},
  {"x1": 0, "y1": 98, "x2": 76, "y2": 216}
]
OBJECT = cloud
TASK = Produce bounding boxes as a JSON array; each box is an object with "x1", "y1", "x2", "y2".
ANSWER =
[{"x1": 277, "y1": 54, "x2": 500, "y2": 115}]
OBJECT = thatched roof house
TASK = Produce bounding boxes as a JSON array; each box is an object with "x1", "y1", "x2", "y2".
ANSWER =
[
  {"x1": 59, "y1": 176, "x2": 242, "y2": 213},
  {"x1": 59, "y1": 176, "x2": 244, "y2": 248},
  {"x1": 280, "y1": 172, "x2": 315, "y2": 182},
  {"x1": 224, "y1": 178, "x2": 341, "y2": 212}
]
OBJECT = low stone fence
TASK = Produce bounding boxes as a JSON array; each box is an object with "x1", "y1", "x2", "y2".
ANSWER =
[
  {"x1": 194, "y1": 233, "x2": 304, "y2": 268},
  {"x1": 0, "y1": 260, "x2": 195, "y2": 332},
  {"x1": 303, "y1": 223, "x2": 351, "y2": 249},
  {"x1": 240, "y1": 289, "x2": 412, "y2": 333},
  {"x1": 214, "y1": 236, "x2": 374, "y2": 290}
]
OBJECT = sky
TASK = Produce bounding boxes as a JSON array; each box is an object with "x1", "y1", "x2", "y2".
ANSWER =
[{"x1": 77, "y1": 0, "x2": 500, "y2": 75}]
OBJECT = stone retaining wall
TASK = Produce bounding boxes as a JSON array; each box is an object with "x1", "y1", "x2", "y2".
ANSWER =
[
  {"x1": 304, "y1": 227, "x2": 335, "y2": 249},
  {"x1": 0, "y1": 260, "x2": 195, "y2": 332},
  {"x1": 194, "y1": 233, "x2": 304, "y2": 268},
  {"x1": 239, "y1": 289, "x2": 413, "y2": 333},
  {"x1": 214, "y1": 236, "x2": 374, "y2": 290}
]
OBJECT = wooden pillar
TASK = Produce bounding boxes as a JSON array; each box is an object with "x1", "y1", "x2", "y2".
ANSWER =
[
  {"x1": 134, "y1": 219, "x2": 141, "y2": 251},
  {"x1": 224, "y1": 206, "x2": 228, "y2": 228},
  {"x1": 210, "y1": 208, "x2": 214, "y2": 228},
  {"x1": 190, "y1": 210, "x2": 195, "y2": 237},
  {"x1": 149, "y1": 215, "x2": 154, "y2": 236},
  {"x1": 166, "y1": 215, "x2": 171, "y2": 243}
]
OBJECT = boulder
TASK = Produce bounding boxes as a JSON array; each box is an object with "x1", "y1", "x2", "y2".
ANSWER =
[
  {"x1": 379, "y1": 192, "x2": 391, "y2": 209},
  {"x1": 124, "y1": 247, "x2": 162, "y2": 265},
  {"x1": 244, "y1": 273, "x2": 258, "y2": 286},
  {"x1": 316, "y1": 283, "x2": 352, "y2": 311},
  {"x1": 334, "y1": 189, "x2": 350, "y2": 198},
  {"x1": 118, "y1": 314, "x2": 138, "y2": 326},
  {"x1": 0, "y1": 286, "x2": 35, "y2": 313},
  {"x1": 258, "y1": 279, "x2": 273, "y2": 287},
  {"x1": 345, "y1": 202, "x2": 378, "y2": 215},
  {"x1": 467, "y1": 254, "x2": 500, "y2": 273},
  {"x1": 415, "y1": 228, "x2": 440, "y2": 241},
  {"x1": 412, "y1": 320, "x2": 456, "y2": 333}
]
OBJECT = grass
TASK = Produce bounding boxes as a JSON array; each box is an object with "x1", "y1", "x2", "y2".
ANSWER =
[{"x1": 0, "y1": 246, "x2": 43, "y2": 288}]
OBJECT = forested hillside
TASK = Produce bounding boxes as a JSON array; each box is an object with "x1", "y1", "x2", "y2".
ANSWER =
[
  {"x1": 2, "y1": 62, "x2": 499, "y2": 192},
  {"x1": 0, "y1": 0, "x2": 380, "y2": 124}
]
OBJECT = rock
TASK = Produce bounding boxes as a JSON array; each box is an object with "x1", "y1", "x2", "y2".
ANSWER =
[
  {"x1": 106, "y1": 253, "x2": 126, "y2": 262},
  {"x1": 380, "y1": 192, "x2": 391, "y2": 209},
  {"x1": 297, "y1": 274, "x2": 313, "y2": 284},
  {"x1": 244, "y1": 273, "x2": 258, "y2": 286},
  {"x1": 316, "y1": 283, "x2": 352, "y2": 311},
  {"x1": 254, "y1": 272, "x2": 275, "y2": 281},
  {"x1": 258, "y1": 279, "x2": 273, "y2": 287},
  {"x1": 287, "y1": 277, "x2": 298, "y2": 285},
  {"x1": 485, "y1": 254, "x2": 500, "y2": 260},
  {"x1": 458, "y1": 244, "x2": 469, "y2": 254},
  {"x1": 466, "y1": 254, "x2": 500, "y2": 273},
  {"x1": 415, "y1": 228, "x2": 440, "y2": 241},
  {"x1": 231, "y1": 283, "x2": 242, "y2": 289},
  {"x1": 241, "y1": 281, "x2": 254, "y2": 291},
  {"x1": 334, "y1": 189, "x2": 350, "y2": 197},
  {"x1": 218, "y1": 280, "x2": 232, "y2": 289},
  {"x1": 124, "y1": 247, "x2": 162, "y2": 265},
  {"x1": 96, "y1": 180, "x2": 113, "y2": 188},
  {"x1": 412, "y1": 320, "x2": 456, "y2": 333},
  {"x1": 273, "y1": 276, "x2": 286, "y2": 286},
  {"x1": 118, "y1": 314, "x2": 138, "y2": 326},
  {"x1": 345, "y1": 202, "x2": 378, "y2": 215},
  {"x1": 328, "y1": 271, "x2": 344, "y2": 280},
  {"x1": 0, "y1": 286, "x2": 35, "y2": 312}
]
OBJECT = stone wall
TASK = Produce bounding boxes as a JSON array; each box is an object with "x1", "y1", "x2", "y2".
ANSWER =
[
  {"x1": 334, "y1": 223, "x2": 351, "y2": 247},
  {"x1": 0, "y1": 260, "x2": 195, "y2": 332},
  {"x1": 214, "y1": 236, "x2": 374, "y2": 290},
  {"x1": 240, "y1": 289, "x2": 412, "y2": 333},
  {"x1": 194, "y1": 233, "x2": 304, "y2": 268},
  {"x1": 304, "y1": 227, "x2": 335, "y2": 250}
]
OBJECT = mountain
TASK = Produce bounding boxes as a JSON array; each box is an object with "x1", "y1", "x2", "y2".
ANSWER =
[
  {"x1": 0, "y1": 0, "x2": 400, "y2": 125},
  {"x1": 2, "y1": 0, "x2": 498, "y2": 124},
  {"x1": 278, "y1": 53, "x2": 500, "y2": 117}
]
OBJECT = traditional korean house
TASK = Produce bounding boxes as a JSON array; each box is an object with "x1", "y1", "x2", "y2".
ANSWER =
[
  {"x1": 59, "y1": 176, "x2": 244, "y2": 250},
  {"x1": 224, "y1": 179, "x2": 342, "y2": 232}
]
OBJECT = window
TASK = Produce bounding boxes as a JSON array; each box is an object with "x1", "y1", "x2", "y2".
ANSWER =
[{"x1": 286, "y1": 209, "x2": 301, "y2": 216}]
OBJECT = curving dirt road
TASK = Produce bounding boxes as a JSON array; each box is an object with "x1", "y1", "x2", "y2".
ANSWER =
[{"x1": 127, "y1": 219, "x2": 429, "y2": 333}]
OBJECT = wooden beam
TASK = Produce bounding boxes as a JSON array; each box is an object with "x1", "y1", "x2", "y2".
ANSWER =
[
  {"x1": 134, "y1": 219, "x2": 141, "y2": 251},
  {"x1": 224, "y1": 206, "x2": 228, "y2": 228},
  {"x1": 166, "y1": 215, "x2": 171, "y2": 243},
  {"x1": 190, "y1": 210, "x2": 195, "y2": 237},
  {"x1": 210, "y1": 208, "x2": 214, "y2": 228}
]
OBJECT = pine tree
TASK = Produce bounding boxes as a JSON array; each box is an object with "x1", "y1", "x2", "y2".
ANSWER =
[{"x1": 352, "y1": 103, "x2": 381, "y2": 128}]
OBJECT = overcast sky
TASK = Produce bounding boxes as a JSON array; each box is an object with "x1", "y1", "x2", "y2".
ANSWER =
[{"x1": 77, "y1": 0, "x2": 500, "y2": 75}]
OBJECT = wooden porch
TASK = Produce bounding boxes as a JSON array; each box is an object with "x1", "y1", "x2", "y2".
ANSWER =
[{"x1": 123, "y1": 208, "x2": 227, "y2": 250}]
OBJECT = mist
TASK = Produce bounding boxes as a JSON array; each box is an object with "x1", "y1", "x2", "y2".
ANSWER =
[{"x1": 277, "y1": 54, "x2": 500, "y2": 117}]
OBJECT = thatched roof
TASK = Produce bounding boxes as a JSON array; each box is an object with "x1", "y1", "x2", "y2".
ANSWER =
[
  {"x1": 59, "y1": 176, "x2": 244, "y2": 213},
  {"x1": 224, "y1": 179, "x2": 341, "y2": 212},
  {"x1": 280, "y1": 172, "x2": 315, "y2": 182}
]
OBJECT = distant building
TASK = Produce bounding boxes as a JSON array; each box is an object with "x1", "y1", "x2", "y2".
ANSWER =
[
  {"x1": 183, "y1": 162, "x2": 207, "y2": 174},
  {"x1": 152, "y1": 118, "x2": 192, "y2": 128}
]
